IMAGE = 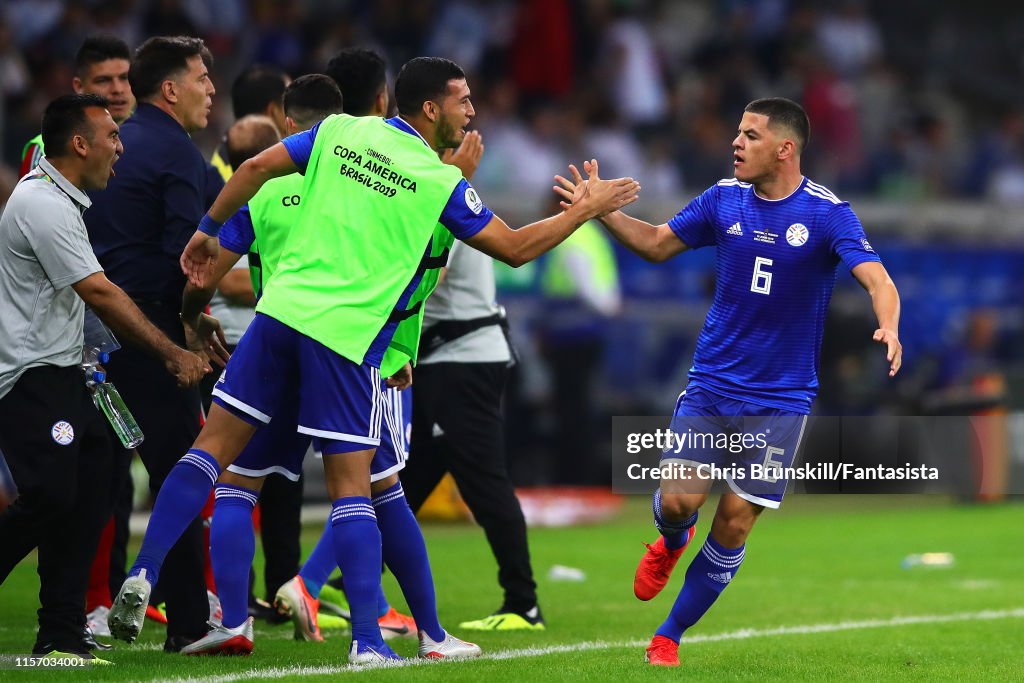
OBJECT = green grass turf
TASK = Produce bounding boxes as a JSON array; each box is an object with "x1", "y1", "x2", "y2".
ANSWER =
[{"x1": 1, "y1": 494, "x2": 1022, "y2": 681}]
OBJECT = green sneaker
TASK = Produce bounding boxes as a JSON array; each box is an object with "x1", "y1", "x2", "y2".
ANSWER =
[
  {"x1": 40, "y1": 650, "x2": 113, "y2": 665},
  {"x1": 318, "y1": 612, "x2": 350, "y2": 632},
  {"x1": 318, "y1": 584, "x2": 350, "y2": 619},
  {"x1": 458, "y1": 606, "x2": 545, "y2": 631}
]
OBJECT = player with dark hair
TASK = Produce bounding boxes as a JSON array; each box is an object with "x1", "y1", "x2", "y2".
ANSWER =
[
  {"x1": 325, "y1": 48, "x2": 388, "y2": 116},
  {"x1": 555, "y1": 96, "x2": 902, "y2": 667},
  {"x1": 210, "y1": 65, "x2": 291, "y2": 181},
  {"x1": 108, "y1": 55, "x2": 639, "y2": 666},
  {"x1": 21, "y1": 35, "x2": 134, "y2": 176}
]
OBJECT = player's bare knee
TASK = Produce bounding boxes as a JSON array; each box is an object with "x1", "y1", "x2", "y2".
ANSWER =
[
  {"x1": 659, "y1": 491, "x2": 703, "y2": 520},
  {"x1": 218, "y1": 469, "x2": 264, "y2": 493}
]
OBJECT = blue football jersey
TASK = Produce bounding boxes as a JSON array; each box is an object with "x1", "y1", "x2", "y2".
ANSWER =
[{"x1": 668, "y1": 177, "x2": 880, "y2": 412}]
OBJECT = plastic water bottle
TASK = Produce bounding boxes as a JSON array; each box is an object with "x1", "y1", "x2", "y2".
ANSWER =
[{"x1": 93, "y1": 381, "x2": 144, "y2": 449}]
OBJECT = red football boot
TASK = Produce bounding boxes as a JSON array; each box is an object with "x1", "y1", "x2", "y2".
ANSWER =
[
  {"x1": 633, "y1": 526, "x2": 696, "y2": 601},
  {"x1": 644, "y1": 635, "x2": 680, "y2": 666}
]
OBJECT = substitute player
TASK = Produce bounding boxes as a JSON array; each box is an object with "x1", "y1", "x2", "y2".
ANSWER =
[
  {"x1": 109, "y1": 56, "x2": 640, "y2": 666},
  {"x1": 555, "y1": 97, "x2": 901, "y2": 667}
]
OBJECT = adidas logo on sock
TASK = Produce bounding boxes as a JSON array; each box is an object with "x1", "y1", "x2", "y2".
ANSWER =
[
  {"x1": 707, "y1": 571, "x2": 733, "y2": 584},
  {"x1": 726, "y1": 223, "x2": 743, "y2": 236}
]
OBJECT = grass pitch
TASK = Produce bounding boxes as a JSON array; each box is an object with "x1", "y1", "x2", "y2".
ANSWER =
[{"x1": 1, "y1": 494, "x2": 1021, "y2": 681}]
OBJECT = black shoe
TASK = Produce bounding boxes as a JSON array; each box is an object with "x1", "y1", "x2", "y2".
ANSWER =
[
  {"x1": 82, "y1": 625, "x2": 113, "y2": 651},
  {"x1": 248, "y1": 596, "x2": 289, "y2": 625},
  {"x1": 163, "y1": 634, "x2": 203, "y2": 653}
]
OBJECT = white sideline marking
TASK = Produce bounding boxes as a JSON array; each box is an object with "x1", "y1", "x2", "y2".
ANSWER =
[{"x1": 149, "y1": 607, "x2": 1024, "y2": 682}]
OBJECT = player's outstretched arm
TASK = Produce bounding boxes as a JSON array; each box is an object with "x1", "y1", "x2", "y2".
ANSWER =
[
  {"x1": 554, "y1": 161, "x2": 685, "y2": 264},
  {"x1": 181, "y1": 143, "x2": 297, "y2": 287},
  {"x1": 852, "y1": 261, "x2": 902, "y2": 377},
  {"x1": 465, "y1": 158, "x2": 639, "y2": 267}
]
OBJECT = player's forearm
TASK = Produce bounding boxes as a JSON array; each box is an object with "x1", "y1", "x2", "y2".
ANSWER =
[
  {"x1": 207, "y1": 164, "x2": 275, "y2": 224},
  {"x1": 600, "y1": 211, "x2": 661, "y2": 261},
  {"x1": 504, "y1": 206, "x2": 589, "y2": 267},
  {"x1": 77, "y1": 277, "x2": 182, "y2": 363},
  {"x1": 869, "y1": 279, "x2": 901, "y2": 332},
  {"x1": 207, "y1": 147, "x2": 294, "y2": 224},
  {"x1": 181, "y1": 282, "x2": 216, "y2": 326}
]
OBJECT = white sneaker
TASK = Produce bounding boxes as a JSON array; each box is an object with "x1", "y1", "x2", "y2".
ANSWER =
[
  {"x1": 348, "y1": 639, "x2": 402, "y2": 667},
  {"x1": 417, "y1": 630, "x2": 482, "y2": 660},
  {"x1": 181, "y1": 617, "x2": 254, "y2": 656},
  {"x1": 87, "y1": 605, "x2": 111, "y2": 637},
  {"x1": 273, "y1": 576, "x2": 323, "y2": 642},
  {"x1": 109, "y1": 570, "x2": 152, "y2": 642},
  {"x1": 208, "y1": 590, "x2": 223, "y2": 626}
]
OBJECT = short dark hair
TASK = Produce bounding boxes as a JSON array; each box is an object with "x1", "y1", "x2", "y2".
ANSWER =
[
  {"x1": 231, "y1": 64, "x2": 289, "y2": 120},
  {"x1": 226, "y1": 115, "x2": 281, "y2": 170},
  {"x1": 75, "y1": 35, "x2": 131, "y2": 77},
  {"x1": 283, "y1": 74, "x2": 343, "y2": 128},
  {"x1": 394, "y1": 57, "x2": 465, "y2": 117},
  {"x1": 744, "y1": 97, "x2": 810, "y2": 152},
  {"x1": 325, "y1": 48, "x2": 387, "y2": 116},
  {"x1": 129, "y1": 36, "x2": 212, "y2": 101},
  {"x1": 42, "y1": 93, "x2": 110, "y2": 158}
]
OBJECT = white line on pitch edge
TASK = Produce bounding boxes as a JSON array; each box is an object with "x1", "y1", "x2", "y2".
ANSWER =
[{"x1": 148, "y1": 607, "x2": 1024, "y2": 682}]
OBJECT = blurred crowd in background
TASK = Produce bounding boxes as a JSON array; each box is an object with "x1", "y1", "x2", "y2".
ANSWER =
[{"x1": 2, "y1": 0, "x2": 1022, "y2": 487}]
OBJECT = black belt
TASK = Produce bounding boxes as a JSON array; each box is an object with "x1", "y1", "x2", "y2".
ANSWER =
[{"x1": 419, "y1": 311, "x2": 517, "y2": 365}]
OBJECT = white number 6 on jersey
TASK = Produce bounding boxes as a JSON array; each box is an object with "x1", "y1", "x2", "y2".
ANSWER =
[{"x1": 750, "y1": 256, "x2": 773, "y2": 295}]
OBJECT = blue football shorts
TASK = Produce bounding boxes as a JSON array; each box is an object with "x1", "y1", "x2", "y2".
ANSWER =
[
  {"x1": 212, "y1": 313, "x2": 385, "y2": 455},
  {"x1": 660, "y1": 384, "x2": 809, "y2": 509}
]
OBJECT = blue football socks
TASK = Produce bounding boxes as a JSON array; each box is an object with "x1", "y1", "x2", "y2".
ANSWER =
[
  {"x1": 130, "y1": 448, "x2": 220, "y2": 586},
  {"x1": 210, "y1": 483, "x2": 258, "y2": 629},
  {"x1": 656, "y1": 534, "x2": 746, "y2": 642},
  {"x1": 372, "y1": 482, "x2": 444, "y2": 641},
  {"x1": 331, "y1": 496, "x2": 385, "y2": 649},
  {"x1": 298, "y1": 519, "x2": 335, "y2": 599}
]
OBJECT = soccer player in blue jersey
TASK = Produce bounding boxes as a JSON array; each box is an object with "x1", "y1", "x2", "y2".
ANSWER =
[
  {"x1": 556, "y1": 97, "x2": 901, "y2": 667},
  {"x1": 109, "y1": 56, "x2": 639, "y2": 667}
]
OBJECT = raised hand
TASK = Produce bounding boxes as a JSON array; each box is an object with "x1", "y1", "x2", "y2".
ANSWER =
[
  {"x1": 553, "y1": 159, "x2": 640, "y2": 219},
  {"x1": 180, "y1": 231, "x2": 220, "y2": 288},
  {"x1": 441, "y1": 130, "x2": 484, "y2": 180}
]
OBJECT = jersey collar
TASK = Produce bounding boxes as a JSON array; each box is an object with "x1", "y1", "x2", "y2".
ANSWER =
[
  {"x1": 37, "y1": 157, "x2": 92, "y2": 210},
  {"x1": 388, "y1": 116, "x2": 431, "y2": 148},
  {"x1": 752, "y1": 176, "x2": 807, "y2": 205}
]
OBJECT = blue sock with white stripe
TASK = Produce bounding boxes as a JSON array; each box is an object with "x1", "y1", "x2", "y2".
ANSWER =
[
  {"x1": 130, "y1": 448, "x2": 220, "y2": 586},
  {"x1": 299, "y1": 519, "x2": 335, "y2": 598},
  {"x1": 655, "y1": 535, "x2": 745, "y2": 642},
  {"x1": 331, "y1": 496, "x2": 385, "y2": 649},
  {"x1": 372, "y1": 482, "x2": 444, "y2": 641},
  {"x1": 653, "y1": 489, "x2": 698, "y2": 550},
  {"x1": 210, "y1": 484, "x2": 258, "y2": 629}
]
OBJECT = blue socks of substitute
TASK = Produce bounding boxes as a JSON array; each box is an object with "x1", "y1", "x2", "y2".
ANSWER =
[
  {"x1": 210, "y1": 484, "x2": 258, "y2": 629},
  {"x1": 656, "y1": 535, "x2": 746, "y2": 642},
  {"x1": 372, "y1": 482, "x2": 444, "y2": 641},
  {"x1": 299, "y1": 519, "x2": 335, "y2": 598},
  {"x1": 301, "y1": 520, "x2": 396, "y2": 618},
  {"x1": 331, "y1": 497, "x2": 385, "y2": 648},
  {"x1": 653, "y1": 489, "x2": 698, "y2": 550},
  {"x1": 130, "y1": 449, "x2": 220, "y2": 586}
]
